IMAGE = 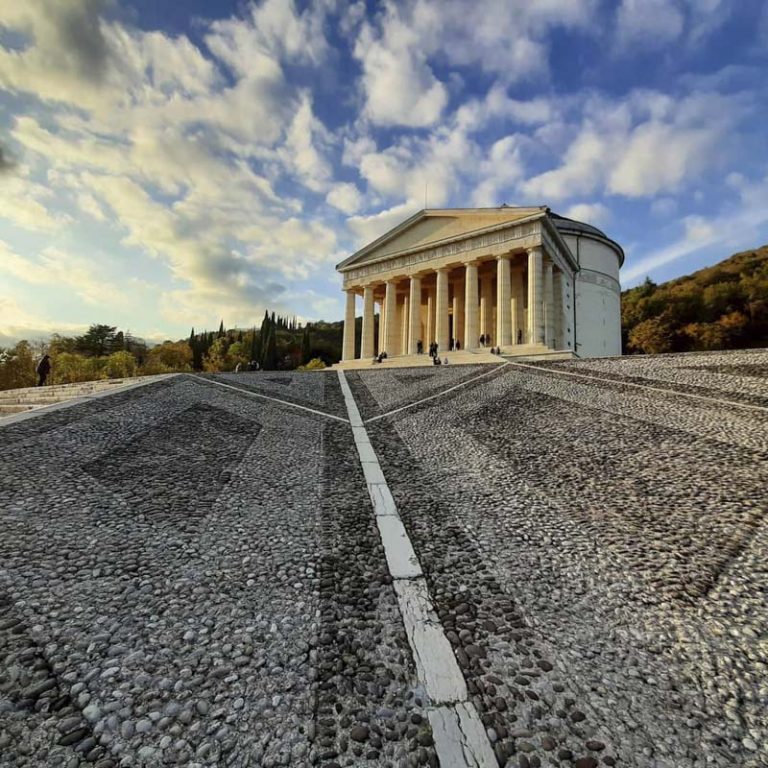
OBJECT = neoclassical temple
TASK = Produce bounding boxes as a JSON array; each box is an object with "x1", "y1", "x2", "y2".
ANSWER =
[{"x1": 336, "y1": 207, "x2": 624, "y2": 362}]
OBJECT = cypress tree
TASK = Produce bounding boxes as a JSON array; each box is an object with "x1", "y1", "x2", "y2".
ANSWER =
[
  {"x1": 218, "y1": 319, "x2": 225, "y2": 338},
  {"x1": 301, "y1": 327, "x2": 311, "y2": 364},
  {"x1": 263, "y1": 326, "x2": 277, "y2": 370}
]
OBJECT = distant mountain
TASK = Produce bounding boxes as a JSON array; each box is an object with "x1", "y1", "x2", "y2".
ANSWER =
[{"x1": 621, "y1": 245, "x2": 768, "y2": 354}]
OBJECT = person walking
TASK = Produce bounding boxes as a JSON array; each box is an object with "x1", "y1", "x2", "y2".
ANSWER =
[{"x1": 36, "y1": 354, "x2": 51, "y2": 387}]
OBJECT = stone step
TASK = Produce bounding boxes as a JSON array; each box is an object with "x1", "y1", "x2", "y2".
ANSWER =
[
  {"x1": 0, "y1": 404, "x2": 36, "y2": 414},
  {"x1": 0, "y1": 396, "x2": 69, "y2": 405}
]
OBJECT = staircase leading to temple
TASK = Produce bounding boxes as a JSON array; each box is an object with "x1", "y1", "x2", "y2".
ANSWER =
[
  {"x1": 333, "y1": 344, "x2": 576, "y2": 370},
  {"x1": 0, "y1": 377, "x2": 164, "y2": 418}
]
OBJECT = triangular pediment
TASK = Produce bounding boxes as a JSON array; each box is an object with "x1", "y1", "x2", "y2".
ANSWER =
[{"x1": 337, "y1": 207, "x2": 547, "y2": 271}]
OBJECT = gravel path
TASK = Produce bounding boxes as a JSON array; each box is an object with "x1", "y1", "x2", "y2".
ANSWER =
[{"x1": 2, "y1": 350, "x2": 766, "y2": 768}]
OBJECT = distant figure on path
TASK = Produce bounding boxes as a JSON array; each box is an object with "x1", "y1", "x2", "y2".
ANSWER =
[
  {"x1": 433, "y1": 355, "x2": 441, "y2": 365},
  {"x1": 480, "y1": 334, "x2": 485, "y2": 347},
  {"x1": 36, "y1": 355, "x2": 51, "y2": 387},
  {"x1": 234, "y1": 362, "x2": 242, "y2": 373},
  {"x1": 443, "y1": 357, "x2": 449, "y2": 365},
  {"x1": 517, "y1": 328, "x2": 523, "y2": 344},
  {"x1": 417, "y1": 340, "x2": 423, "y2": 354},
  {"x1": 456, "y1": 340, "x2": 461, "y2": 351}
]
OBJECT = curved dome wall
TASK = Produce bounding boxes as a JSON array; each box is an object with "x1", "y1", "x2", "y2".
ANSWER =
[{"x1": 552, "y1": 217, "x2": 623, "y2": 358}]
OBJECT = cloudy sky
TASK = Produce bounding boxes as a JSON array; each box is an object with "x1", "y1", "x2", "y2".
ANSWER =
[{"x1": 0, "y1": 0, "x2": 767, "y2": 344}]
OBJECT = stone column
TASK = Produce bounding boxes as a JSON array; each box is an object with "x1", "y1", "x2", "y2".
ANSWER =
[
  {"x1": 376, "y1": 299, "x2": 384, "y2": 355},
  {"x1": 464, "y1": 262, "x2": 479, "y2": 350},
  {"x1": 454, "y1": 279, "x2": 465, "y2": 348},
  {"x1": 426, "y1": 288, "x2": 434, "y2": 345},
  {"x1": 527, "y1": 247, "x2": 544, "y2": 345},
  {"x1": 479, "y1": 273, "x2": 492, "y2": 340},
  {"x1": 553, "y1": 270, "x2": 564, "y2": 349},
  {"x1": 543, "y1": 260, "x2": 555, "y2": 348},
  {"x1": 435, "y1": 268, "x2": 449, "y2": 353},
  {"x1": 408, "y1": 276, "x2": 422, "y2": 354},
  {"x1": 496, "y1": 255, "x2": 512, "y2": 347},
  {"x1": 400, "y1": 295, "x2": 409, "y2": 355},
  {"x1": 510, "y1": 269, "x2": 520, "y2": 346},
  {"x1": 342, "y1": 289, "x2": 356, "y2": 361},
  {"x1": 361, "y1": 286, "x2": 375, "y2": 359},
  {"x1": 384, "y1": 280, "x2": 398, "y2": 355}
]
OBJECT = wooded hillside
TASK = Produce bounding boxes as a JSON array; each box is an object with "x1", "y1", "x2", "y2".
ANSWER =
[{"x1": 621, "y1": 245, "x2": 768, "y2": 354}]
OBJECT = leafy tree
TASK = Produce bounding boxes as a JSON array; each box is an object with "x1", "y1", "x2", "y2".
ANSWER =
[
  {"x1": 148, "y1": 340, "x2": 193, "y2": 371},
  {"x1": 76, "y1": 324, "x2": 117, "y2": 357},
  {"x1": 53, "y1": 352, "x2": 106, "y2": 383},
  {"x1": 203, "y1": 337, "x2": 230, "y2": 372},
  {"x1": 104, "y1": 350, "x2": 138, "y2": 378},
  {"x1": 627, "y1": 316, "x2": 675, "y2": 354},
  {"x1": 49, "y1": 334, "x2": 78, "y2": 355},
  {"x1": 297, "y1": 357, "x2": 326, "y2": 371},
  {"x1": 622, "y1": 245, "x2": 768, "y2": 353},
  {"x1": 228, "y1": 341, "x2": 249, "y2": 368},
  {"x1": 0, "y1": 341, "x2": 36, "y2": 389}
]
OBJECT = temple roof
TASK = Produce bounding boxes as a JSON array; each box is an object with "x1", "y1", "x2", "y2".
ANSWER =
[{"x1": 336, "y1": 207, "x2": 548, "y2": 271}]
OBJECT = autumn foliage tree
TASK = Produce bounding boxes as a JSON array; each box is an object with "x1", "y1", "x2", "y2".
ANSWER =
[{"x1": 622, "y1": 246, "x2": 768, "y2": 354}]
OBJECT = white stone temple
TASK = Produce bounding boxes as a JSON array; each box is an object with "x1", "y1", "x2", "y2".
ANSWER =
[{"x1": 336, "y1": 207, "x2": 624, "y2": 364}]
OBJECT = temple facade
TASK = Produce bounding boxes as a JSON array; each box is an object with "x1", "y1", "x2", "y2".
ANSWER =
[{"x1": 336, "y1": 207, "x2": 624, "y2": 362}]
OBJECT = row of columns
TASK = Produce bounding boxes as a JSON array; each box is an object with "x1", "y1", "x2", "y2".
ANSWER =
[{"x1": 343, "y1": 247, "x2": 566, "y2": 360}]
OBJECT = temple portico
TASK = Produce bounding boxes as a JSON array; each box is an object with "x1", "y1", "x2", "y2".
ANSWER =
[{"x1": 336, "y1": 207, "x2": 624, "y2": 363}]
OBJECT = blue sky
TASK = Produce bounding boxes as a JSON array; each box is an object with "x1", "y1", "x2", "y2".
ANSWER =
[{"x1": 1, "y1": 0, "x2": 767, "y2": 344}]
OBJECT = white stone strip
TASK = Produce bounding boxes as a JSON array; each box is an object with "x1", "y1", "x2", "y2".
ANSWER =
[
  {"x1": 336, "y1": 370, "x2": 497, "y2": 768},
  {"x1": 507, "y1": 361, "x2": 768, "y2": 414},
  {"x1": 0, "y1": 375, "x2": 177, "y2": 427},
  {"x1": 365, "y1": 362, "x2": 510, "y2": 423},
  {"x1": 428, "y1": 703, "x2": 499, "y2": 768},
  {"x1": 194, "y1": 375, "x2": 349, "y2": 423}
]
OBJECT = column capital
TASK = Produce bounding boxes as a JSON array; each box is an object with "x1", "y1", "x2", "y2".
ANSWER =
[{"x1": 526, "y1": 245, "x2": 542, "y2": 257}]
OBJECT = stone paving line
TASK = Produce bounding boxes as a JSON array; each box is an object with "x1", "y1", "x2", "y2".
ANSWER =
[
  {"x1": 365, "y1": 363, "x2": 511, "y2": 424},
  {"x1": 193, "y1": 373, "x2": 350, "y2": 423},
  {"x1": 508, "y1": 360, "x2": 768, "y2": 414},
  {"x1": 337, "y1": 370, "x2": 498, "y2": 768}
]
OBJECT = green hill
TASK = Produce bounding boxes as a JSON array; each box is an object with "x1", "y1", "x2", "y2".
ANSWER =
[{"x1": 621, "y1": 245, "x2": 768, "y2": 354}]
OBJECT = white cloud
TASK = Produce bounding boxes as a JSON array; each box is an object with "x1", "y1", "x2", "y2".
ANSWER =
[
  {"x1": 76, "y1": 191, "x2": 109, "y2": 221},
  {"x1": 0, "y1": 241, "x2": 125, "y2": 306},
  {"x1": 563, "y1": 202, "x2": 610, "y2": 226},
  {"x1": 279, "y1": 92, "x2": 332, "y2": 192},
  {"x1": 621, "y1": 172, "x2": 768, "y2": 284},
  {"x1": 352, "y1": 0, "x2": 597, "y2": 128},
  {"x1": 523, "y1": 90, "x2": 745, "y2": 201},
  {"x1": 616, "y1": 0, "x2": 684, "y2": 47},
  {"x1": 471, "y1": 136, "x2": 526, "y2": 207},
  {"x1": 0, "y1": 171, "x2": 68, "y2": 232},
  {"x1": 650, "y1": 197, "x2": 677, "y2": 217},
  {"x1": 0, "y1": 294, "x2": 88, "y2": 346},
  {"x1": 326, "y1": 182, "x2": 363, "y2": 214},
  {"x1": 346, "y1": 201, "x2": 422, "y2": 247},
  {"x1": 354, "y1": 8, "x2": 447, "y2": 128}
]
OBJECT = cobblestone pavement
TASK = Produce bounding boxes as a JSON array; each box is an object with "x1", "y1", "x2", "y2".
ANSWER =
[
  {"x1": 350, "y1": 348, "x2": 768, "y2": 768},
  {"x1": 0, "y1": 375, "x2": 433, "y2": 768},
  {"x1": 2, "y1": 350, "x2": 767, "y2": 768}
]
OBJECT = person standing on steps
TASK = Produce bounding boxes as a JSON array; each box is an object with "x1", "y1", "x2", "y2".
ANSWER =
[{"x1": 36, "y1": 354, "x2": 51, "y2": 387}]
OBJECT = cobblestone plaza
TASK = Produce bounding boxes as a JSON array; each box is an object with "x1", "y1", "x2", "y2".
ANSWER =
[{"x1": 1, "y1": 350, "x2": 766, "y2": 768}]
